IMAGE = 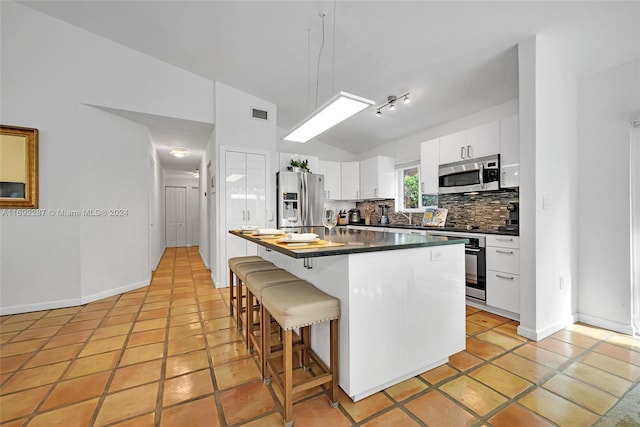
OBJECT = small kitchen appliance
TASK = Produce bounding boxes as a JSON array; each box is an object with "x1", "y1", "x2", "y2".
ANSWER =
[
  {"x1": 348, "y1": 208, "x2": 361, "y2": 224},
  {"x1": 438, "y1": 154, "x2": 500, "y2": 194},
  {"x1": 498, "y1": 202, "x2": 519, "y2": 232},
  {"x1": 379, "y1": 205, "x2": 389, "y2": 225}
]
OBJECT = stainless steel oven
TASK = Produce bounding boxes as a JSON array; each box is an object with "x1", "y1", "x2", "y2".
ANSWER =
[{"x1": 428, "y1": 231, "x2": 486, "y2": 302}]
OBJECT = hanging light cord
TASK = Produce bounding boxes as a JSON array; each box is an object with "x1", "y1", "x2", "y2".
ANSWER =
[{"x1": 315, "y1": 12, "x2": 326, "y2": 108}]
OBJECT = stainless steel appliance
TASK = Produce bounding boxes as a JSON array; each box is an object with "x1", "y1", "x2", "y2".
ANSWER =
[
  {"x1": 428, "y1": 231, "x2": 487, "y2": 302},
  {"x1": 498, "y1": 202, "x2": 519, "y2": 232},
  {"x1": 276, "y1": 171, "x2": 325, "y2": 228},
  {"x1": 438, "y1": 154, "x2": 500, "y2": 194},
  {"x1": 348, "y1": 208, "x2": 361, "y2": 224}
]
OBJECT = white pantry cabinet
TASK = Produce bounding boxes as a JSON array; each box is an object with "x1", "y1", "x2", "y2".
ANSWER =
[
  {"x1": 439, "y1": 122, "x2": 500, "y2": 164},
  {"x1": 486, "y1": 235, "x2": 520, "y2": 314},
  {"x1": 500, "y1": 115, "x2": 519, "y2": 188},
  {"x1": 359, "y1": 156, "x2": 395, "y2": 199},
  {"x1": 318, "y1": 160, "x2": 342, "y2": 200},
  {"x1": 420, "y1": 138, "x2": 440, "y2": 196},
  {"x1": 341, "y1": 161, "x2": 360, "y2": 200}
]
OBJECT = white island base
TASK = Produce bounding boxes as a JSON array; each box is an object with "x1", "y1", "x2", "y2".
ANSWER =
[{"x1": 259, "y1": 242, "x2": 466, "y2": 402}]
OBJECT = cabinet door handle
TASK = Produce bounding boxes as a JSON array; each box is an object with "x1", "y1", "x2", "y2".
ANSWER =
[
  {"x1": 496, "y1": 237, "x2": 514, "y2": 242},
  {"x1": 460, "y1": 146, "x2": 466, "y2": 159},
  {"x1": 242, "y1": 211, "x2": 246, "y2": 221},
  {"x1": 467, "y1": 145, "x2": 473, "y2": 158},
  {"x1": 247, "y1": 211, "x2": 251, "y2": 221},
  {"x1": 374, "y1": 188, "x2": 378, "y2": 197},
  {"x1": 327, "y1": 190, "x2": 330, "y2": 199},
  {"x1": 502, "y1": 171, "x2": 506, "y2": 186},
  {"x1": 496, "y1": 273, "x2": 515, "y2": 280},
  {"x1": 496, "y1": 249, "x2": 514, "y2": 255},
  {"x1": 421, "y1": 182, "x2": 425, "y2": 193}
]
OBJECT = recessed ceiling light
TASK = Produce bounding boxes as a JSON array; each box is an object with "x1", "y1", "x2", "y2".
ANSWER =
[{"x1": 170, "y1": 148, "x2": 189, "y2": 158}]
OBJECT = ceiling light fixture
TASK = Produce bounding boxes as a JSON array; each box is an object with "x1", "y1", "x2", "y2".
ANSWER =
[
  {"x1": 376, "y1": 92, "x2": 410, "y2": 117},
  {"x1": 283, "y1": 8, "x2": 374, "y2": 143},
  {"x1": 169, "y1": 148, "x2": 189, "y2": 158}
]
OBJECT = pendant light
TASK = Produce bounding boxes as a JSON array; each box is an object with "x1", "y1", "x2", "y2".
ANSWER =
[{"x1": 283, "y1": 7, "x2": 373, "y2": 143}]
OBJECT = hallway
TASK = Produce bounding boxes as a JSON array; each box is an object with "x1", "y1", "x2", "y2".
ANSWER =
[{"x1": 1, "y1": 247, "x2": 639, "y2": 426}]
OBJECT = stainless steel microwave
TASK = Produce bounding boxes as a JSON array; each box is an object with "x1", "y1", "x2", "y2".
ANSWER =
[{"x1": 438, "y1": 155, "x2": 500, "y2": 194}]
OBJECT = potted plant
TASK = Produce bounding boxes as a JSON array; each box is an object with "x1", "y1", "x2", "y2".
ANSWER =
[{"x1": 288, "y1": 158, "x2": 311, "y2": 173}]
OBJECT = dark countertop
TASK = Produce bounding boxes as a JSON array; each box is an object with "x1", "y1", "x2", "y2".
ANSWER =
[
  {"x1": 344, "y1": 223, "x2": 519, "y2": 236},
  {"x1": 229, "y1": 227, "x2": 468, "y2": 259}
]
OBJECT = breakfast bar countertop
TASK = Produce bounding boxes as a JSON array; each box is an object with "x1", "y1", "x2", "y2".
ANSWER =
[{"x1": 229, "y1": 227, "x2": 468, "y2": 259}]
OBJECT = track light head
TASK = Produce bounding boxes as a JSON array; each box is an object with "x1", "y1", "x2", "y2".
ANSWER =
[{"x1": 403, "y1": 95, "x2": 410, "y2": 104}]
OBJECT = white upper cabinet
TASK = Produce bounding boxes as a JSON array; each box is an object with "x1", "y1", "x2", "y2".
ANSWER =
[
  {"x1": 359, "y1": 156, "x2": 395, "y2": 199},
  {"x1": 318, "y1": 160, "x2": 342, "y2": 200},
  {"x1": 439, "y1": 121, "x2": 500, "y2": 164},
  {"x1": 341, "y1": 161, "x2": 360, "y2": 200},
  {"x1": 420, "y1": 138, "x2": 440, "y2": 196},
  {"x1": 499, "y1": 115, "x2": 519, "y2": 188}
]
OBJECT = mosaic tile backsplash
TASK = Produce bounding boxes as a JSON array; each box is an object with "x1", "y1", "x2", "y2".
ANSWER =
[{"x1": 356, "y1": 189, "x2": 519, "y2": 229}]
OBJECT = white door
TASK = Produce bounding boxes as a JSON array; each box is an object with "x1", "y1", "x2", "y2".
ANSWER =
[
  {"x1": 165, "y1": 186, "x2": 187, "y2": 248},
  {"x1": 190, "y1": 186, "x2": 200, "y2": 246}
]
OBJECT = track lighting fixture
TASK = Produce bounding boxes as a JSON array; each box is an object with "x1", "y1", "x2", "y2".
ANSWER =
[{"x1": 375, "y1": 92, "x2": 410, "y2": 116}]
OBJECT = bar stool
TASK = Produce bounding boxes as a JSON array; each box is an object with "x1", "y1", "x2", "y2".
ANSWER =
[
  {"x1": 244, "y1": 270, "x2": 303, "y2": 376},
  {"x1": 261, "y1": 281, "x2": 340, "y2": 427},
  {"x1": 233, "y1": 261, "x2": 280, "y2": 331},
  {"x1": 228, "y1": 256, "x2": 264, "y2": 317}
]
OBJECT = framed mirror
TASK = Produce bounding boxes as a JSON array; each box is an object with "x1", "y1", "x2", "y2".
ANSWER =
[{"x1": 1, "y1": 125, "x2": 39, "y2": 208}]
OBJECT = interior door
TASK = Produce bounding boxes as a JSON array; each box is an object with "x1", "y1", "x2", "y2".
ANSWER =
[
  {"x1": 165, "y1": 187, "x2": 177, "y2": 247},
  {"x1": 176, "y1": 187, "x2": 186, "y2": 247},
  {"x1": 225, "y1": 151, "x2": 248, "y2": 263},
  {"x1": 190, "y1": 186, "x2": 200, "y2": 246}
]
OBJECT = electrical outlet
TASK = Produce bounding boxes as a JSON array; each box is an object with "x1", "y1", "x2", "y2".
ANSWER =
[
  {"x1": 430, "y1": 250, "x2": 442, "y2": 261},
  {"x1": 543, "y1": 196, "x2": 551, "y2": 210},
  {"x1": 559, "y1": 276, "x2": 564, "y2": 290}
]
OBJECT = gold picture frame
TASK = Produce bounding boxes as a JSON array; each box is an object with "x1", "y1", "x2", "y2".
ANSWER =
[{"x1": 1, "y1": 125, "x2": 39, "y2": 208}]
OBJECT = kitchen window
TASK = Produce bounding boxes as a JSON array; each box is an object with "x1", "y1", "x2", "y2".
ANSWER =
[{"x1": 396, "y1": 163, "x2": 438, "y2": 212}]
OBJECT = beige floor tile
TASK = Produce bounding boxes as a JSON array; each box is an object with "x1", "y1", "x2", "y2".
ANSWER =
[
  {"x1": 606, "y1": 334, "x2": 640, "y2": 352},
  {"x1": 239, "y1": 412, "x2": 284, "y2": 427},
  {"x1": 489, "y1": 403, "x2": 555, "y2": 427},
  {"x1": 209, "y1": 341, "x2": 251, "y2": 365},
  {"x1": 493, "y1": 353, "x2": 554, "y2": 383},
  {"x1": 337, "y1": 389, "x2": 393, "y2": 422},
  {"x1": 514, "y1": 343, "x2": 570, "y2": 369},
  {"x1": 420, "y1": 364, "x2": 459, "y2": 385},
  {"x1": 91, "y1": 323, "x2": 133, "y2": 340},
  {"x1": 127, "y1": 328, "x2": 166, "y2": 347},
  {"x1": 0, "y1": 353, "x2": 33, "y2": 373},
  {"x1": 361, "y1": 407, "x2": 421, "y2": 427},
  {"x1": 551, "y1": 329, "x2": 598, "y2": 349},
  {"x1": 12, "y1": 325, "x2": 62, "y2": 342},
  {"x1": 206, "y1": 328, "x2": 242, "y2": 347},
  {"x1": 1, "y1": 361, "x2": 70, "y2": 394},
  {"x1": 30, "y1": 315, "x2": 73, "y2": 328},
  {"x1": 119, "y1": 342, "x2": 164, "y2": 366},
  {"x1": 171, "y1": 305, "x2": 199, "y2": 316},
  {"x1": 70, "y1": 310, "x2": 109, "y2": 323},
  {"x1": 137, "y1": 308, "x2": 170, "y2": 321},
  {"x1": 469, "y1": 364, "x2": 533, "y2": 398},
  {"x1": 594, "y1": 342, "x2": 640, "y2": 366},
  {"x1": 131, "y1": 317, "x2": 167, "y2": 333},
  {"x1": 405, "y1": 390, "x2": 476, "y2": 426},
  {"x1": 566, "y1": 323, "x2": 614, "y2": 340},
  {"x1": 448, "y1": 351, "x2": 484, "y2": 372},
  {"x1": 219, "y1": 380, "x2": 277, "y2": 425},
  {"x1": 466, "y1": 336, "x2": 505, "y2": 360},
  {"x1": 79, "y1": 335, "x2": 127, "y2": 357},
  {"x1": 109, "y1": 412, "x2": 156, "y2": 426},
  {"x1": 162, "y1": 369, "x2": 214, "y2": 407},
  {"x1": 94, "y1": 382, "x2": 159, "y2": 426},
  {"x1": 28, "y1": 398, "x2": 99, "y2": 427},
  {"x1": 168, "y1": 322, "x2": 204, "y2": 340},
  {"x1": 580, "y1": 351, "x2": 640, "y2": 381},
  {"x1": 466, "y1": 320, "x2": 489, "y2": 335},
  {"x1": 22, "y1": 344, "x2": 83, "y2": 369},
  {"x1": 533, "y1": 336, "x2": 586, "y2": 359},
  {"x1": 475, "y1": 330, "x2": 525, "y2": 351},
  {"x1": 100, "y1": 313, "x2": 137, "y2": 327},
  {"x1": 2, "y1": 311, "x2": 46, "y2": 324},
  {"x1": 166, "y1": 349, "x2": 210, "y2": 378},
  {"x1": 110, "y1": 359, "x2": 163, "y2": 392},
  {"x1": 385, "y1": 377, "x2": 428, "y2": 402},
  {"x1": 42, "y1": 330, "x2": 92, "y2": 350},
  {"x1": 40, "y1": 371, "x2": 111, "y2": 410},
  {"x1": 493, "y1": 323, "x2": 529, "y2": 342},
  {"x1": 167, "y1": 334, "x2": 206, "y2": 356},
  {"x1": 160, "y1": 395, "x2": 220, "y2": 427},
  {"x1": 542, "y1": 373, "x2": 618, "y2": 415},
  {"x1": 467, "y1": 313, "x2": 508, "y2": 329},
  {"x1": 214, "y1": 357, "x2": 260, "y2": 390},
  {"x1": 440, "y1": 375, "x2": 507, "y2": 416},
  {"x1": 562, "y1": 361, "x2": 633, "y2": 397},
  {"x1": 63, "y1": 350, "x2": 121, "y2": 379},
  {"x1": 519, "y1": 387, "x2": 600, "y2": 426},
  {"x1": 291, "y1": 394, "x2": 352, "y2": 427},
  {"x1": 0, "y1": 385, "x2": 51, "y2": 423}
]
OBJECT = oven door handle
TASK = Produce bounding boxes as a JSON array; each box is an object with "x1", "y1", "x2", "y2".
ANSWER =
[{"x1": 465, "y1": 248, "x2": 482, "y2": 253}]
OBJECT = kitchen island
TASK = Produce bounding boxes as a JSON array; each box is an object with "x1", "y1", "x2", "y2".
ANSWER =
[{"x1": 230, "y1": 228, "x2": 467, "y2": 401}]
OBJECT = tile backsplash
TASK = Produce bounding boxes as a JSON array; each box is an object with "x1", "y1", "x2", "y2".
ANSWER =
[{"x1": 356, "y1": 189, "x2": 519, "y2": 229}]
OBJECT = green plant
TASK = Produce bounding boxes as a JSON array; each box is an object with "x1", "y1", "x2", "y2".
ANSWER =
[{"x1": 289, "y1": 159, "x2": 310, "y2": 172}]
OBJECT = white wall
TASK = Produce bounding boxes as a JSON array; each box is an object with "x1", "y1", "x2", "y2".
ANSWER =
[
  {"x1": 577, "y1": 59, "x2": 640, "y2": 334},
  {"x1": 0, "y1": 2, "x2": 213, "y2": 314},
  {"x1": 150, "y1": 148, "x2": 165, "y2": 270},
  {"x1": 517, "y1": 35, "x2": 579, "y2": 341}
]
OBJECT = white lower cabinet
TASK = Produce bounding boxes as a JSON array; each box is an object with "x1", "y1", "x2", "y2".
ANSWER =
[{"x1": 486, "y1": 235, "x2": 520, "y2": 314}]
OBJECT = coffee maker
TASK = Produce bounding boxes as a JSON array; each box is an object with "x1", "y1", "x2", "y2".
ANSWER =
[{"x1": 498, "y1": 202, "x2": 519, "y2": 232}]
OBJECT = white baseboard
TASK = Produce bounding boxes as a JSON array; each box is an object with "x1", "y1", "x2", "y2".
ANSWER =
[
  {"x1": 517, "y1": 314, "x2": 577, "y2": 341},
  {"x1": 577, "y1": 312, "x2": 636, "y2": 336},
  {"x1": 152, "y1": 248, "x2": 165, "y2": 271},
  {"x1": 199, "y1": 247, "x2": 209, "y2": 269},
  {"x1": 0, "y1": 278, "x2": 151, "y2": 316}
]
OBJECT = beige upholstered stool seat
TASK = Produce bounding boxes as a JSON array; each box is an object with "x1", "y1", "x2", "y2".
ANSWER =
[
  {"x1": 262, "y1": 281, "x2": 340, "y2": 427},
  {"x1": 228, "y1": 256, "x2": 264, "y2": 317},
  {"x1": 244, "y1": 272, "x2": 305, "y2": 376},
  {"x1": 261, "y1": 282, "x2": 340, "y2": 330},
  {"x1": 232, "y1": 261, "x2": 279, "y2": 331}
]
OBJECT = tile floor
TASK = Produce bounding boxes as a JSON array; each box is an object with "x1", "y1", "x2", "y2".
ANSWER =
[{"x1": 1, "y1": 247, "x2": 639, "y2": 426}]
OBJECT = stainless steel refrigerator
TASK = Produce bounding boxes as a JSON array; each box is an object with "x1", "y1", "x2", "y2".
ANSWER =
[{"x1": 276, "y1": 171, "x2": 325, "y2": 228}]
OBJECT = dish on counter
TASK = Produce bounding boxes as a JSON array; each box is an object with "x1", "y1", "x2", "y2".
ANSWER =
[{"x1": 252, "y1": 228, "x2": 285, "y2": 236}]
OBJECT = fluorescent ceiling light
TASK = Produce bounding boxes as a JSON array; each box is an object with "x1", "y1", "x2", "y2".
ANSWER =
[
  {"x1": 169, "y1": 148, "x2": 189, "y2": 158},
  {"x1": 283, "y1": 91, "x2": 374, "y2": 143}
]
